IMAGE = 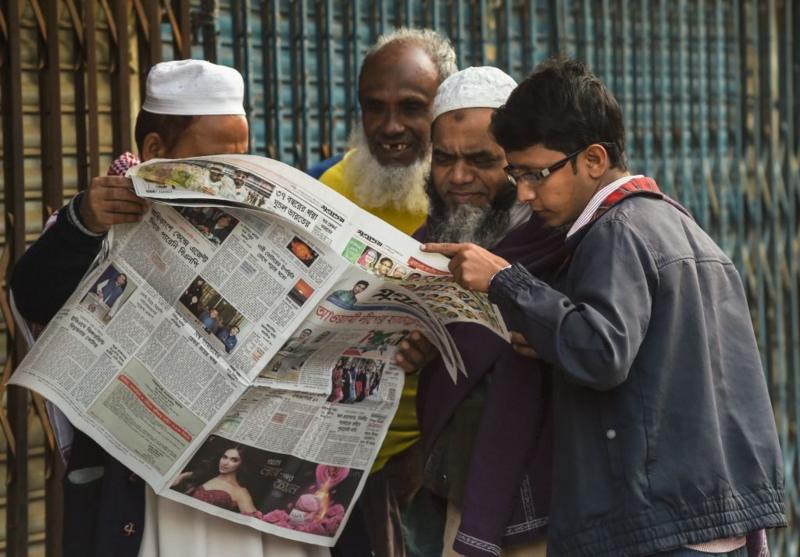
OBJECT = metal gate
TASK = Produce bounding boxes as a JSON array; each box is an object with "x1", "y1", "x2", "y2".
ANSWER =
[{"x1": 1, "y1": 1, "x2": 797, "y2": 555}]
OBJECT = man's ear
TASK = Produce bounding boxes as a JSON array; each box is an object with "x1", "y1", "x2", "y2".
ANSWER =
[
  {"x1": 584, "y1": 144, "x2": 610, "y2": 179},
  {"x1": 141, "y1": 132, "x2": 167, "y2": 161}
]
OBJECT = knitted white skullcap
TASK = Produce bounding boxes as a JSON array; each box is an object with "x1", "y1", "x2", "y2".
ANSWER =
[
  {"x1": 142, "y1": 59, "x2": 245, "y2": 116},
  {"x1": 431, "y1": 66, "x2": 518, "y2": 122}
]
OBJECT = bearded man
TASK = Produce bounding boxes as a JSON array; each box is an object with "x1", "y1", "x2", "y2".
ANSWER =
[
  {"x1": 308, "y1": 27, "x2": 457, "y2": 235},
  {"x1": 316, "y1": 27, "x2": 458, "y2": 557},
  {"x1": 395, "y1": 67, "x2": 568, "y2": 557}
]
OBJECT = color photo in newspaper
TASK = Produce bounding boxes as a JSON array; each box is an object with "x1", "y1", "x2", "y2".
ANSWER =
[{"x1": 10, "y1": 154, "x2": 511, "y2": 546}]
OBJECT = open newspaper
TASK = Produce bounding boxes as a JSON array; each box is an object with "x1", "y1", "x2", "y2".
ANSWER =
[{"x1": 10, "y1": 155, "x2": 508, "y2": 546}]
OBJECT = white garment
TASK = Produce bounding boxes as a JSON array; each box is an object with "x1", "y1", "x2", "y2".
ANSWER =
[
  {"x1": 138, "y1": 487, "x2": 328, "y2": 557},
  {"x1": 566, "y1": 175, "x2": 643, "y2": 237},
  {"x1": 442, "y1": 502, "x2": 546, "y2": 557}
]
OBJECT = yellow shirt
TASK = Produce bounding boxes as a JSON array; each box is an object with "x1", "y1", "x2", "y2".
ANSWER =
[{"x1": 318, "y1": 150, "x2": 426, "y2": 472}]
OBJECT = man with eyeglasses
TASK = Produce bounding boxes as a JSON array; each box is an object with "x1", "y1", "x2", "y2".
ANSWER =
[{"x1": 423, "y1": 57, "x2": 785, "y2": 556}]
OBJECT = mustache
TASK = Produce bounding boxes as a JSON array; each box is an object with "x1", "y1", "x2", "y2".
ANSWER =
[{"x1": 424, "y1": 175, "x2": 517, "y2": 247}]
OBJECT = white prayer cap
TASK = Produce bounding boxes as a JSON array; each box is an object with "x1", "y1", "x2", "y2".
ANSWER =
[
  {"x1": 142, "y1": 59, "x2": 245, "y2": 116},
  {"x1": 431, "y1": 66, "x2": 518, "y2": 122}
]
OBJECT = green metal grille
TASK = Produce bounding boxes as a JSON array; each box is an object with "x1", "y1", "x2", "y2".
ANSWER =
[{"x1": 1, "y1": 1, "x2": 797, "y2": 555}]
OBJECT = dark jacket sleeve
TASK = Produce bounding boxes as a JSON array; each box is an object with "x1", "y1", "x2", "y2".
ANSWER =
[
  {"x1": 11, "y1": 196, "x2": 104, "y2": 325},
  {"x1": 488, "y1": 218, "x2": 657, "y2": 391}
]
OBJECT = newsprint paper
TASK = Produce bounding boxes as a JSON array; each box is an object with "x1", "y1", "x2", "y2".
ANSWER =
[{"x1": 10, "y1": 155, "x2": 509, "y2": 547}]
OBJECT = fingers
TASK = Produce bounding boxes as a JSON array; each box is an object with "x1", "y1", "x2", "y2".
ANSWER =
[
  {"x1": 81, "y1": 176, "x2": 150, "y2": 233},
  {"x1": 394, "y1": 331, "x2": 438, "y2": 374},
  {"x1": 509, "y1": 331, "x2": 539, "y2": 359},
  {"x1": 420, "y1": 242, "x2": 462, "y2": 256},
  {"x1": 509, "y1": 332, "x2": 527, "y2": 344}
]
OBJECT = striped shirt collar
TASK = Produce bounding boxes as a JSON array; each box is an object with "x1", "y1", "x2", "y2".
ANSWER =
[{"x1": 566, "y1": 174, "x2": 643, "y2": 238}]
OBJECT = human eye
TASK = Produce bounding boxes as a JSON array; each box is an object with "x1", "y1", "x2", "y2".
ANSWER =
[
  {"x1": 432, "y1": 151, "x2": 455, "y2": 164},
  {"x1": 362, "y1": 99, "x2": 383, "y2": 112},
  {"x1": 401, "y1": 100, "x2": 427, "y2": 113},
  {"x1": 525, "y1": 169, "x2": 546, "y2": 184},
  {"x1": 470, "y1": 155, "x2": 499, "y2": 168}
]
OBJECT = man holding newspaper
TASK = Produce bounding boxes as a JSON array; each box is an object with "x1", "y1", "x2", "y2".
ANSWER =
[{"x1": 11, "y1": 46, "x2": 510, "y2": 557}]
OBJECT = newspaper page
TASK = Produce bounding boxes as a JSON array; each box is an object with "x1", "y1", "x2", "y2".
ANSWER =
[{"x1": 10, "y1": 154, "x2": 509, "y2": 545}]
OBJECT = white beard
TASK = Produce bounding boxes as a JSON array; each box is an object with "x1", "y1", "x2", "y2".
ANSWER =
[{"x1": 344, "y1": 127, "x2": 430, "y2": 215}]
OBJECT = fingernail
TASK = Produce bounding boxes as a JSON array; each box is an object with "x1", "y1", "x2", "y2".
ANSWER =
[
  {"x1": 420, "y1": 244, "x2": 428, "y2": 251},
  {"x1": 395, "y1": 354, "x2": 404, "y2": 362}
]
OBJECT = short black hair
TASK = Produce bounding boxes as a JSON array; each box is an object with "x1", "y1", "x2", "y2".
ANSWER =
[
  {"x1": 134, "y1": 110, "x2": 196, "y2": 153},
  {"x1": 491, "y1": 57, "x2": 627, "y2": 169},
  {"x1": 355, "y1": 280, "x2": 369, "y2": 288}
]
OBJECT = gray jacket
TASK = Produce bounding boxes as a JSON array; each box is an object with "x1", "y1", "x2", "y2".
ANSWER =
[{"x1": 489, "y1": 194, "x2": 785, "y2": 556}]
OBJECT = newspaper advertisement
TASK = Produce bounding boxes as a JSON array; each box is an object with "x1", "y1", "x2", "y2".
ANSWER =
[{"x1": 10, "y1": 154, "x2": 508, "y2": 546}]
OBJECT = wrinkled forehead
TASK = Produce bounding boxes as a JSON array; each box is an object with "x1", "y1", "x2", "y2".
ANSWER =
[
  {"x1": 359, "y1": 42, "x2": 439, "y2": 97},
  {"x1": 432, "y1": 108, "x2": 498, "y2": 151}
]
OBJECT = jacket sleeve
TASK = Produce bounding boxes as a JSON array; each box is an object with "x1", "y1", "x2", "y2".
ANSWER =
[
  {"x1": 488, "y1": 218, "x2": 657, "y2": 391},
  {"x1": 11, "y1": 193, "x2": 105, "y2": 325}
]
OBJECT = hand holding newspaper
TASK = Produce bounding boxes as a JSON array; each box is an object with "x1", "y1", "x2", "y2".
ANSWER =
[{"x1": 10, "y1": 155, "x2": 509, "y2": 546}]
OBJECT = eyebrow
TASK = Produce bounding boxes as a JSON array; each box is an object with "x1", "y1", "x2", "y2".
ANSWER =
[{"x1": 433, "y1": 148, "x2": 498, "y2": 159}]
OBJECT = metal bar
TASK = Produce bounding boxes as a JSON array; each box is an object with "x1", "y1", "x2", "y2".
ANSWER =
[
  {"x1": 430, "y1": 0, "x2": 439, "y2": 31},
  {"x1": 201, "y1": 0, "x2": 218, "y2": 62},
  {"x1": 74, "y1": 8, "x2": 89, "y2": 193},
  {"x1": 549, "y1": 0, "x2": 565, "y2": 54},
  {"x1": 233, "y1": 0, "x2": 244, "y2": 71},
  {"x1": 656, "y1": 0, "x2": 673, "y2": 194},
  {"x1": 675, "y1": 0, "x2": 692, "y2": 208},
  {"x1": 378, "y1": 0, "x2": 386, "y2": 36},
  {"x1": 601, "y1": 0, "x2": 612, "y2": 88},
  {"x1": 64, "y1": 0, "x2": 85, "y2": 45},
  {"x1": 40, "y1": 0, "x2": 64, "y2": 219},
  {"x1": 112, "y1": 0, "x2": 132, "y2": 155},
  {"x1": 3, "y1": 2, "x2": 29, "y2": 556},
  {"x1": 271, "y1": 0, "x2": 283, "y2": 158},
  {"x1": 343, "y1": 0, "x2": 358, "y2": 137},
  {"x1": 475, "y1": 0, "x2": 486, "y2": 66},
  {"x1": 147, "y1": 0, "x2": 162, "y2": 69},
  {"x1": 232, "y1": 0, "x2": 253, "y2": 148},
  {"x1": 317, "y1": 0, "x2": 334, "y2": 160},
  {"x1": 639, "y1": 0, "x2": 653, "y2": 175},
  {"x1": 242, "y1": 0, "x2": 253, "y2": 150},
  {"x1": 781, "y1": 3, "x2": 800, "y2": 541},
  {"x1": 695, "y1": 0, "x2": 710, "y2": 228},
  {"x1": 175, "y1": 0, "x2": 191, "y2": 58},
  {"x1": 709, "y1": 0, "x2": 727, "y2": 245},
  {"x1": 99, "y1": 0, "x2": 118, "y2": 45},
  {"x1": 453, "y1": 0, "x2": 466, "y2": 68},
  {"x1": 522, "y1": 0, "x2": 537, "y2": 71},
  {"x1": 162, "y1": 0, "x2": 188, "y2": 58},
  {"x1": 297, "y1": 0, "x2": 309, "y2": 167},
  {"x1": 500, "y1": 0, "x2": 511, "y2": 72},
  {"x1": 261, "y1": 2, "x2": 277, "y2": 158},
  {"x1": 290, "y1": 0, "x2": 301, "y2": 165},
  {"x1": 86, "y1": 0, "x2": 101, "y2": 178},
  {"x1": 325, "y1": 0, "x2": 335, "y2": 155}
]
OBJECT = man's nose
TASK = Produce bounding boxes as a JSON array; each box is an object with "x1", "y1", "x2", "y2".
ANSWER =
[
  {"x1": 450, "y1": 160, "x2": 473, "y2": 184},
  {"x1": 516, "y1": 182, "x2": 536, "y2": 203},
  {"x1": 380, "y1": 108, "x2": 405, "y2": 136}
]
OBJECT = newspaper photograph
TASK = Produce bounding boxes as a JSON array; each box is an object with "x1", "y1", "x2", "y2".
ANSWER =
[{"x1": 10, "y1": 154, "x2": 510, "y2": 546}]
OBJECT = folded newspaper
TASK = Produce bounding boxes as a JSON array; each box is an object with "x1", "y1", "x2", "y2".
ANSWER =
[{"x1": 11, "y1": 155, "x2": 509, "y2": 546}]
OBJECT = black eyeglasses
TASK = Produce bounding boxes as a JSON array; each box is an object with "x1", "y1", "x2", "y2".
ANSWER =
[{"x1": 505, "y1": 143, "x2": 617, "y2": 187}]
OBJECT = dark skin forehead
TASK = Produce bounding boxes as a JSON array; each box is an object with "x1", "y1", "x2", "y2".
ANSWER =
[{"x1": 359, "y1": 41, "x2": 440, "y2": 99}]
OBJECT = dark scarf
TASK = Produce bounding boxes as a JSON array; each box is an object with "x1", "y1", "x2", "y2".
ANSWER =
[{"x1": 415, "y1": 215, "x2": 568, "y2": 556}]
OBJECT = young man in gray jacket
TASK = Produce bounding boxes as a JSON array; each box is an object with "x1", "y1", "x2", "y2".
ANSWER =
[{"x1": 423, "y1": 57, "x2": 785, "y2": 557}]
